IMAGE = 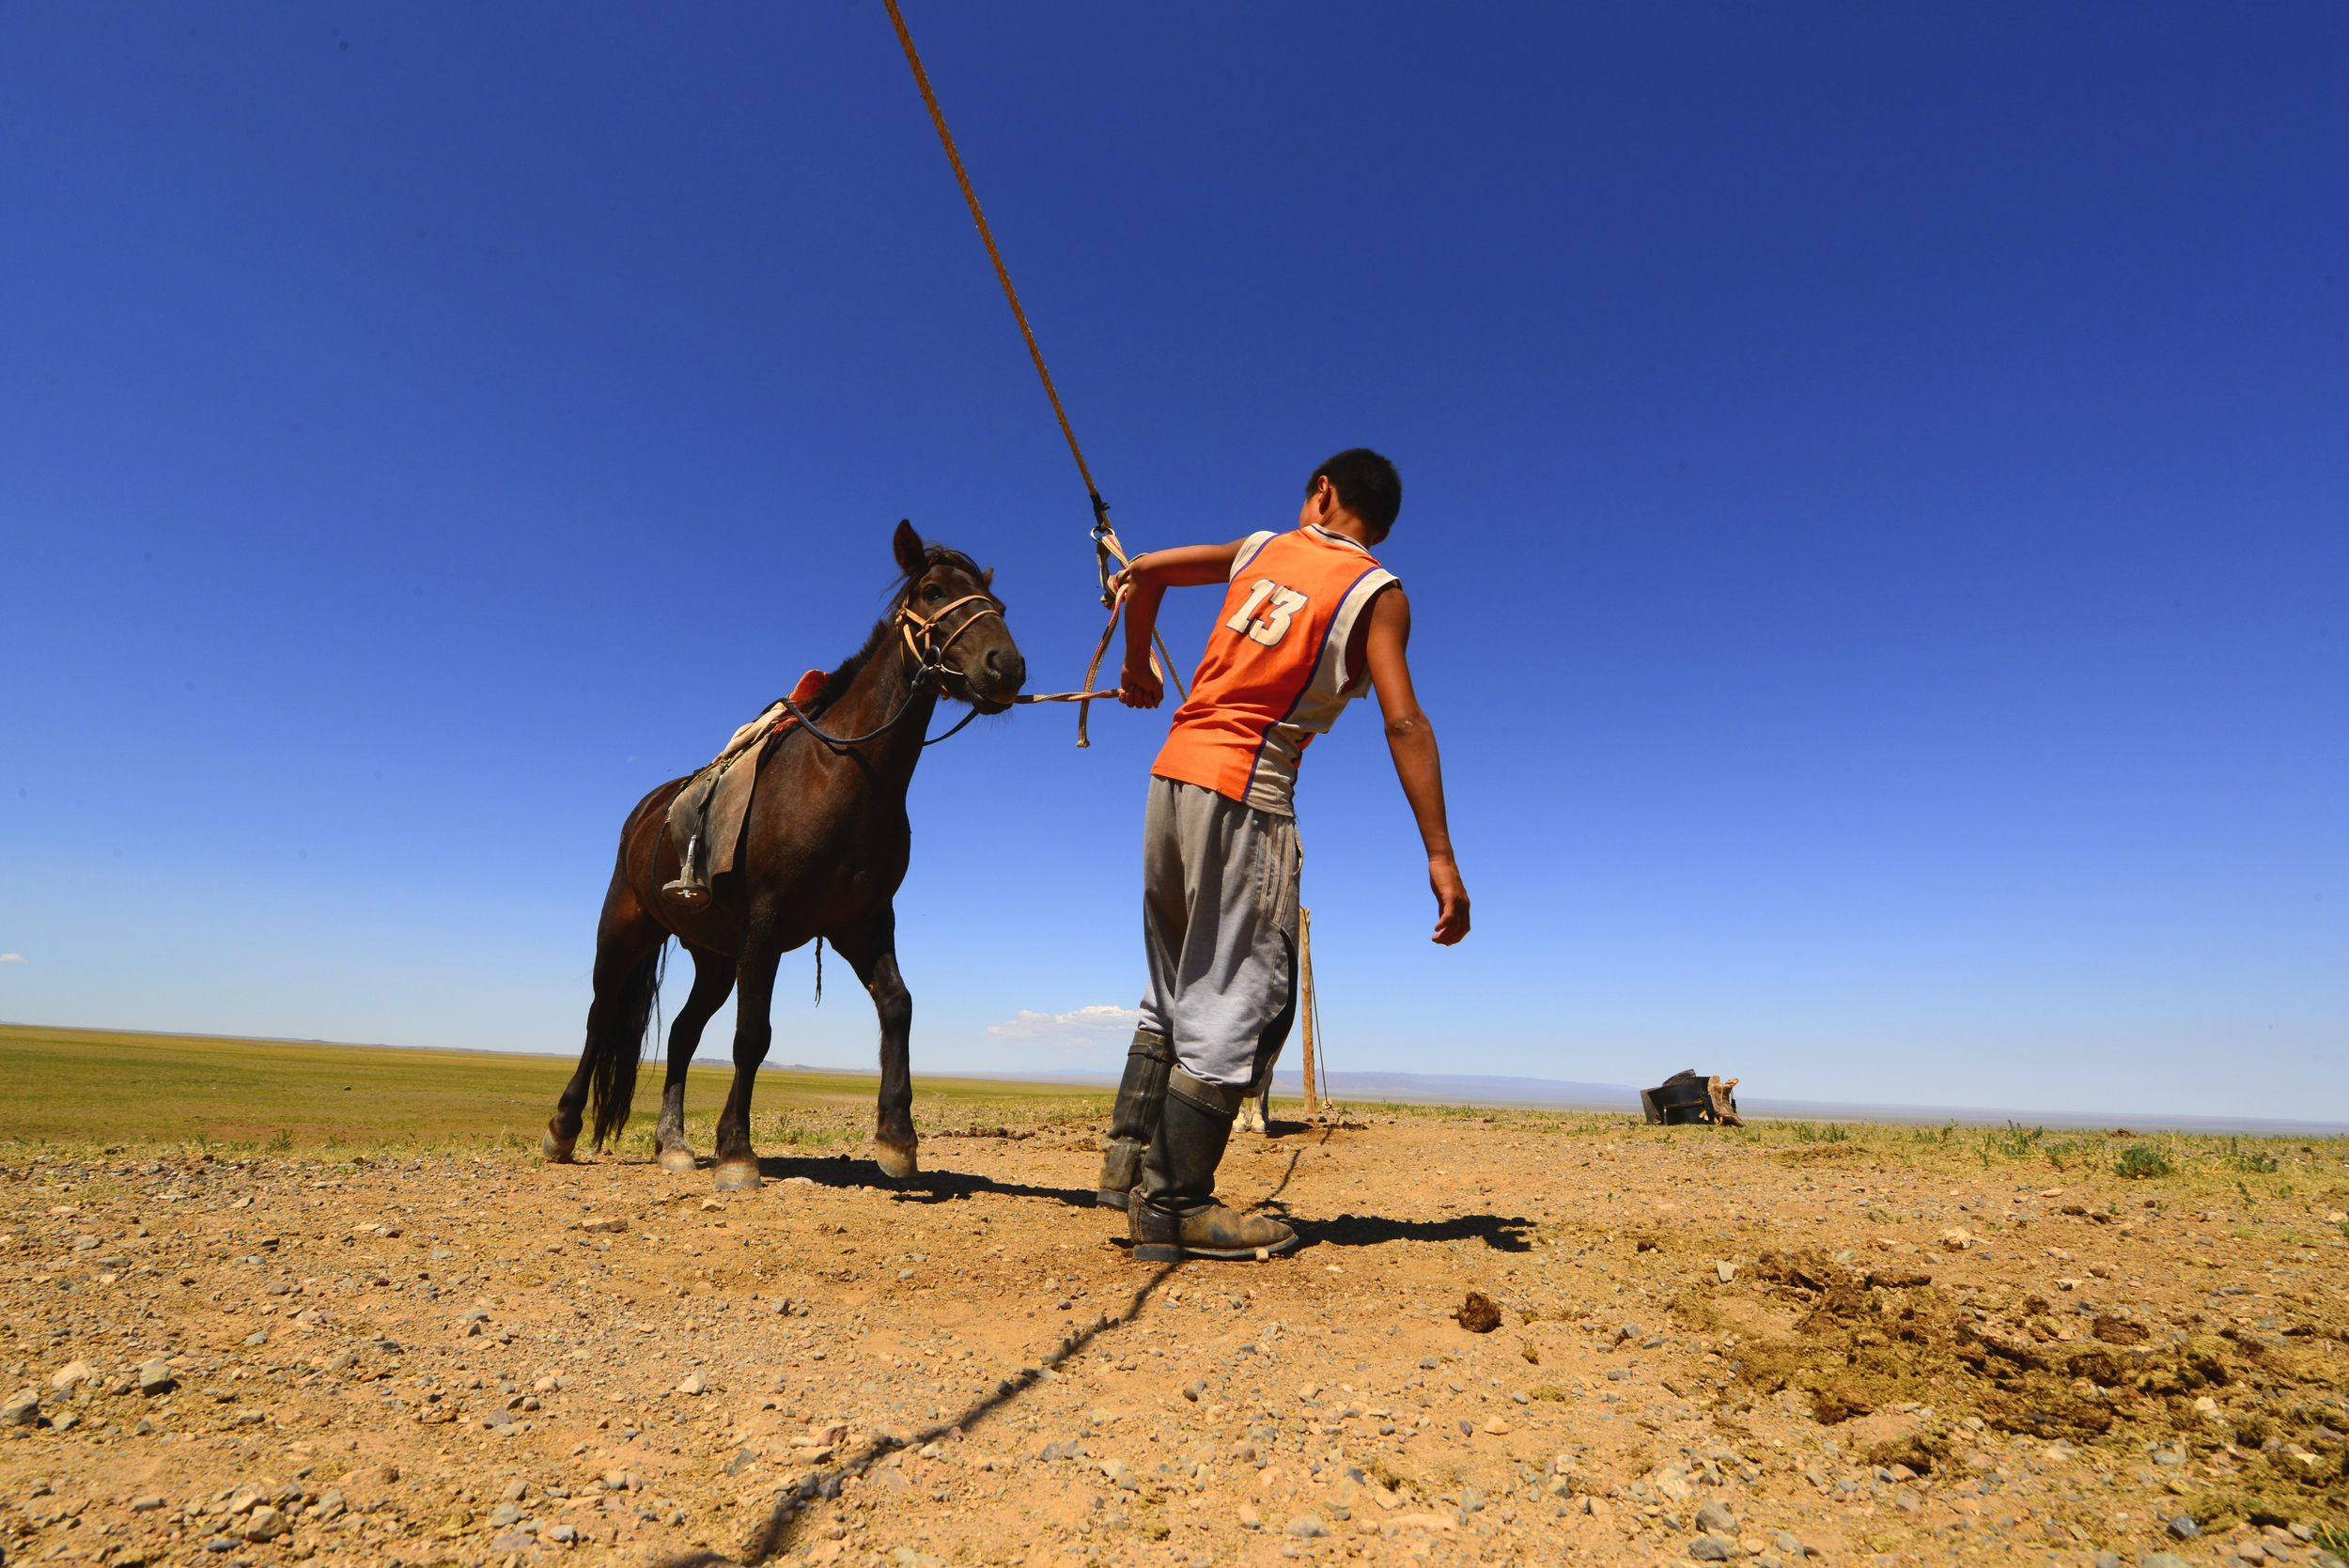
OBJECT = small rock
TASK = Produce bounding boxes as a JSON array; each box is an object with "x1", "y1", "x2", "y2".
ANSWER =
[
  {"x1": 1481, "y1": 1416, "x2": 1512, "y2": 1435},
  {"x1": 545, "y1": 1523, "x2": 578, "y2": 1545},
  {"x1": 132, "y1": 1496, "x2": 167, "y2": 1513},
  {"x1": 2142, "y1": 1555, "x2": 2188, "y2": 1568},
  {"x1": 581, "y1": 1217, "x2": 627, "y2": 1234},
  {"x1": 1939, "y1": 1228, "x2": 1973, "y2": 1251},
  {"x1": 203, "y1": 1536, "x2": 238, "y2": 1553},
  {"x1": 1696, "y1": 1500, "x2": 1738, "y2": 1535},
  {"x1": 2166, "y1": 1516, "x2": 2200, "y2": 1541},
  {"x1": 459, "y1": 1307, "x2": 490, "y2": 1323},
  {"x1": 1181, "y1": 1379, "x2": 1206, "y2": 1402},
  {"x1": 137, "y1": 1360, "x2": 176, "y2": 1395},
  {"x1": 700, "y1": 1198, "x2": 723, "y2": 1211},
  {"x1": 676, "y1": 1372, "x2": 707, "y2": 1396},
  {"x1": 1689, "y1": 1536, "x2": 1733, "y2": 1560},
  {"x1": 1, "y1": 1389, "x2": 39, "y2": 1426},
  {"x1": 1285, "y1": 1516, "x2": 1330, "y2": 1539},
  {"x1": 1238, "y1": 1505, "x2": 1263, "y2": 1529},
  {"x1": 241, "y1": 1506, "x2": 288, "y2": 1542},
  {"x1": 1778, "y1": 1532, "x2": 1806, "y2": 1557},
  {"x1": 1716, "y1": 1261, "x2": 1738, "y2": 1283},
  {"x1": 49, "y1": 1360, "x2": 95, "y2": 1392},
  {"x1": 490, "y1": 1501, "x2": 523, "y2": 1528},
  {"x1": 1461, "y1": 1488, "x2": 1486, "y2": 1513}
]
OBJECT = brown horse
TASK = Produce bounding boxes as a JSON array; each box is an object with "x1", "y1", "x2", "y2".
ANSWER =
[{"x1": 541, "y1": 520, "x2": 1027, "y2": 1189}]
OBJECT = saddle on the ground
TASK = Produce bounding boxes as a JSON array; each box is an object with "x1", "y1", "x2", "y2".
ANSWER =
[{"x1": 661, "y1": 668, "x2": 827, "y2": 907}]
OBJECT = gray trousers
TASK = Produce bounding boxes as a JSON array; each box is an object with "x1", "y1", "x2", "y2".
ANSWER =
[{"x1": 1137, "y1": 777, "x2": 1300, "y2": 1088}]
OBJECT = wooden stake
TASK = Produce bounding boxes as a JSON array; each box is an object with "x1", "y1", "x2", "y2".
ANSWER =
[{"x1": 1298, "y1": 906, "x2": 1316, "y2": 1116}]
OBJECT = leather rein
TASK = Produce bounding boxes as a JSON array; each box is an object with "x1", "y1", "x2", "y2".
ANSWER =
[{"x1": 777, "y1": 593, "x2": 1006, "y2": 751}]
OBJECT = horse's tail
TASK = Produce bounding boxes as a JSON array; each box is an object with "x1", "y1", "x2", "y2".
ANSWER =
[{"x1": 586, "y1": 940, "x2": 665, "y2": 1151}]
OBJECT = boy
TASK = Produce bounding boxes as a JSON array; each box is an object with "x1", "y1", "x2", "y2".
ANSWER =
[{"x1": 1097, "y1": 448, "x2": 1470, "y2": 1263}]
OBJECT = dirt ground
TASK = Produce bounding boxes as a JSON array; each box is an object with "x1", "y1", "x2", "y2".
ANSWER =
[{"x1": 6, "y1": 1107, "x2": 2348, "y2": 1568}]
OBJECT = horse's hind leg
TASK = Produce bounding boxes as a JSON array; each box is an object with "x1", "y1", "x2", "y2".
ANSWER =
[
  {"x1": 710, "y1": 935, "x2": 785, "y2": 1191},
  {"x1": 651, "y1": 944, "x2": 737, "y2": 1174},
  {"x1": 546, "y1": 889, "x2": 666, "y2": 1163},
  {"x1": 831, "y1": 908, "x2": 917, "y2": 1178}
]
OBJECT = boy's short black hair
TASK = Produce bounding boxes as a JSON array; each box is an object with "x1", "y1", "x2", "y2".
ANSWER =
[{"x1": 1309, "y1": 448, "x2": 1402, "y2": 535}]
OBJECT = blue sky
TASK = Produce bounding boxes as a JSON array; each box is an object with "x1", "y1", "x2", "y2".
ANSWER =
[{"x1": 2, "y1": 4, "x2": 2341, "y2": 1120}]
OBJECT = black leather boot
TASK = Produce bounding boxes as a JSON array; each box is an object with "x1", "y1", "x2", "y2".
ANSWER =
[
  {"x1": 1129, "y1": 1069, "x2": 1299, "y2": 1263},
  {"x1": 1096, "y1": 1028, "x2": 1175, "y2": 1209}
]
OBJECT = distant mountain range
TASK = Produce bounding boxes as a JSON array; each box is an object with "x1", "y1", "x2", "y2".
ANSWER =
[{"x1": 937, "y1": 1065, "x2": 2349, "y2": 1137}]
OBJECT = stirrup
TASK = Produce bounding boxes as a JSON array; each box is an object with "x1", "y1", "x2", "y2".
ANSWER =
[{"x1": 661, "y1": 833, "x2": 710, "y2": 907}]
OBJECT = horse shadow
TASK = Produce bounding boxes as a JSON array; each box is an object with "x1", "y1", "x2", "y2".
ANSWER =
[{"x1": 745, "y1": 1151, "x2": 1096, "y2": 1209}]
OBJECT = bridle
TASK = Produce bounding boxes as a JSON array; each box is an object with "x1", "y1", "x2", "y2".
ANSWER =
[{"x1": 778, "y1": 587, "x2": 1006, "y2": 750}]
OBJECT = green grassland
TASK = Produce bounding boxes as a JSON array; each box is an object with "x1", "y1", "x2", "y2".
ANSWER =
[
  {"x1": 0, "y1": 1022, "x2": 1111, "y2": 1159},
  {"x1": 4, "y1": 1024, "x2": 2342, "y2": 1233}
]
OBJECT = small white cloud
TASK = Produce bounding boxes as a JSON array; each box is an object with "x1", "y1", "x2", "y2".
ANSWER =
[
  {"x1": 984, "y1": 1003, "x2": 1139, "y2": 1054},
  {"x1": 0, "y1": 954, "x2": 23, "y2": 963}
]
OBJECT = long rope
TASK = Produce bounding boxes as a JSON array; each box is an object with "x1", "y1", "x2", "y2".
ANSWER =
[
  {"x1": 880, "y1": 0, "x2": 1103, "y2": 529},
  {"x1": 879, "y1": 0, "x2": 1188, "y2": 741}
]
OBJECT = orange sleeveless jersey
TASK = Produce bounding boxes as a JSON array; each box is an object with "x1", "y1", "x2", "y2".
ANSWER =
[{"x1": 1151, "y1": 524, "x2": 1399, "y2": 815}]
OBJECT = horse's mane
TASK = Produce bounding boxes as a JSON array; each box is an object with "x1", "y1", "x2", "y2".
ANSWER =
[{"x1": 804, "y1": 544, "x2": 988, "y2": 718}]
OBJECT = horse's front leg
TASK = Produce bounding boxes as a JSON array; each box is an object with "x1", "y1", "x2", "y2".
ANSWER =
[
  {"x1": 709, "y1": 939, "x2": 784, "y2": 1192},
  {"x1": 652, "y1": 946, "x2": 737, "y2": 1173},
  {"x1": 832, "y1": 908, "x2": 917, "y2": 1178}
]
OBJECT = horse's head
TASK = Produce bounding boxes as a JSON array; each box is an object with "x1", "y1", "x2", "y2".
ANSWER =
[{"x1": 893, "y1": 519, "x2": 1025, "y2": 714}]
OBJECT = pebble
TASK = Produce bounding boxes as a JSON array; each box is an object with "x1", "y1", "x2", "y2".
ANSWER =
[
  {"x1": 1285, "y1": 1516, "x2": 1329, "y2": 1538},
  {"x1": 48, "y1": 1359, "x2": 95, "y2": 1391},
  {"x1": 1696, "y1": 1499, "x2": 1738, "y2": 1534},
  {"x1": 1689, "y1": 1535, "x2": 1733, "y2": 1560},
  {"x1": 1, "y1": 1389, "x2": 38, "y2": 1425},
  {"x1": 677, "y1": 1371, "x2": 708, "y2": 1395}
]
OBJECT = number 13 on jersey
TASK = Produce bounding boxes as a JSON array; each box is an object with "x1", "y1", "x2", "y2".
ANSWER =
[{"x1": 1225, "y1": 578, "x2": 1310, "y2": 647}]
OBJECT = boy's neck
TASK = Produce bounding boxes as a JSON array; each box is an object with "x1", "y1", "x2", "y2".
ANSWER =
[{"x1": 1309, "y1": 510, "x2": 1383, "y2": 550}]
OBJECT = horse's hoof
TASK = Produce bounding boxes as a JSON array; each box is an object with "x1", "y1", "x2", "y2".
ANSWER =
[
  {"x1": 657, "y1": 1147, "x2": 699, "y2": 1174},
  {"x1": 872, "y1": 1141, "x2": 919, "y2": 1180},
  {"x1": 712, "y1": 1161, "x2": 762, "y2": 1192},
  {"x1": 542, "y1": 1130, "x2": 578, "y2": 1164}
]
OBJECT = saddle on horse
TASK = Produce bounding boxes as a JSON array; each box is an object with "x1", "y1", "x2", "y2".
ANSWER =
[{"x1": 661, "y1": 668, "x2": 828, "y2": 908}]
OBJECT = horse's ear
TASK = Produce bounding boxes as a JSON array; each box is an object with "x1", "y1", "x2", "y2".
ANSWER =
[
  {"x1": 892, "y1": 519, "x2": 926, "y2": 580},
  {"x1": 981, "y1": 567, "x2": 995, "y2": 588}
]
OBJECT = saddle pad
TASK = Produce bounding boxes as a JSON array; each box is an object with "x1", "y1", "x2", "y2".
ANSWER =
[{"x1": 667, "y1": 669, "x2": 827, "y2": 881}]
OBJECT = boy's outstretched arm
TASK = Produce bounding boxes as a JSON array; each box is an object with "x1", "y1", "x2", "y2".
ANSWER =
[
  {"x1": 1113, "y1": 540, "x2": 1247, "y2": 707},
  {"x1": 1361, "y1": 586, "x2": 1470, "y2": 944}
]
